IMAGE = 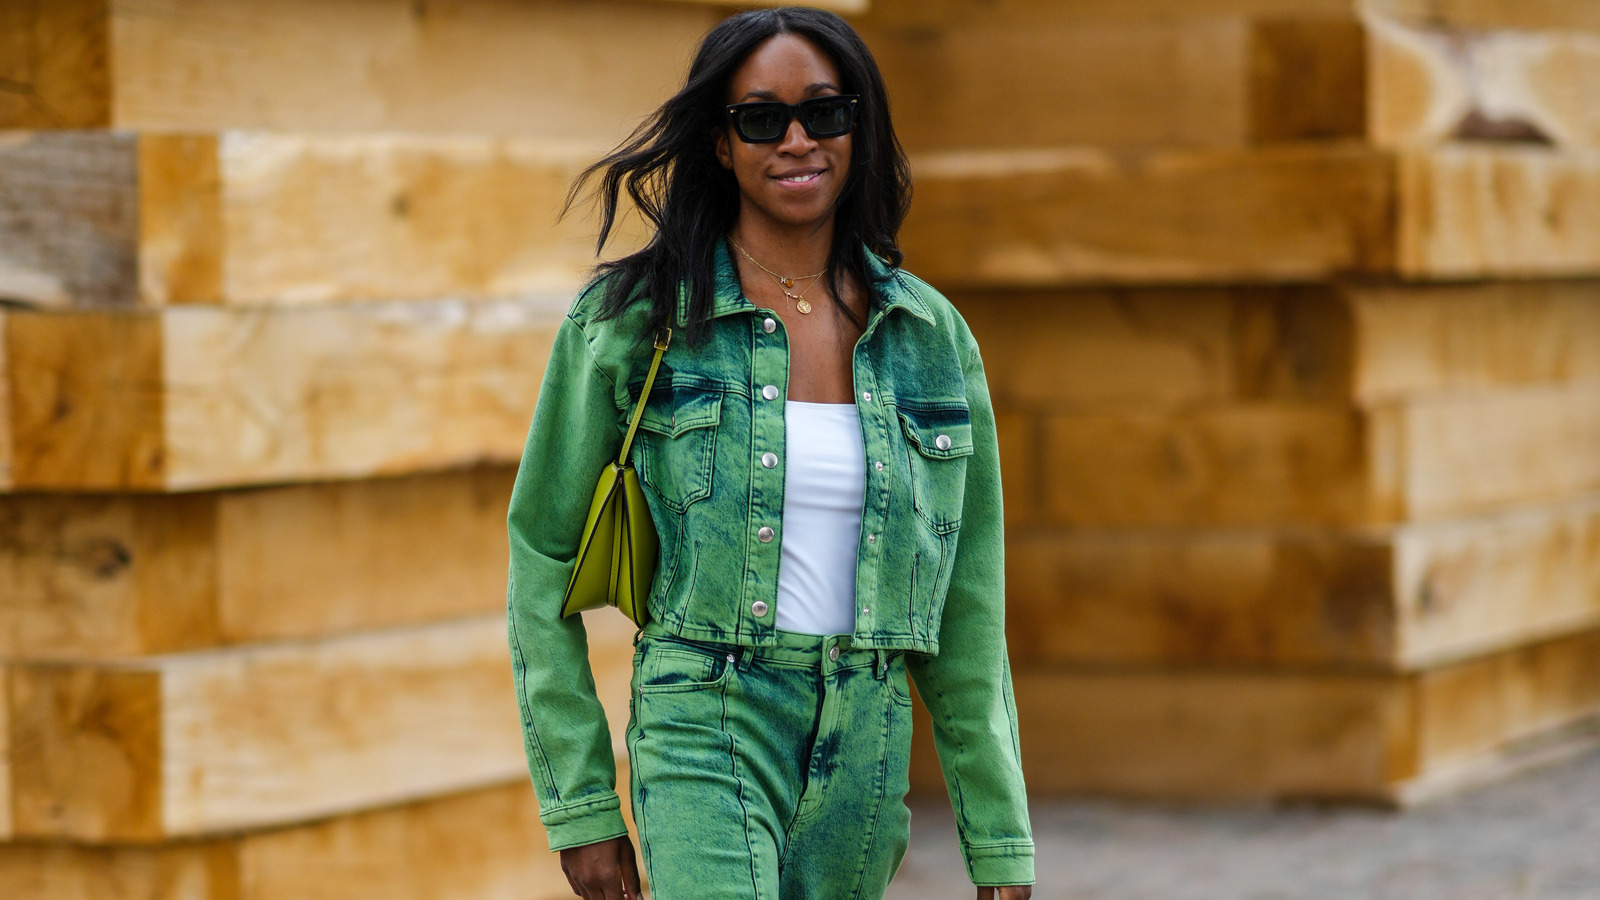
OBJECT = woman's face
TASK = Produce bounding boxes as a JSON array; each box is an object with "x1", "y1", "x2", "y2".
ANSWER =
[{"x1": 716, "y1": 33, "x2": 853, "y2": 234}]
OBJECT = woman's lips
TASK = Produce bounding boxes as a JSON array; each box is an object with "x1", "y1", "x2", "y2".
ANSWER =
[{"x1": 773, "y1": 169, "x2": 824, "y2": 187}]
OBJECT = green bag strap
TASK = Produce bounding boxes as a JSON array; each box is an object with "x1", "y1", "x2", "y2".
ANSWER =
[{"x1": 617, "y1": 326, "x2": 672, "y2": 467}]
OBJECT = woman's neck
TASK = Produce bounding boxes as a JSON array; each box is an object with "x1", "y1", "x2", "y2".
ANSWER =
[{"x1": 727, "y1": 212, "x2": 835, "y2": 277}]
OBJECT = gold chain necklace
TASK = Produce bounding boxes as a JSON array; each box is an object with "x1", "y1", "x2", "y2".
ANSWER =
[{"x1": 729, "y1": 236, "x2": 825, "y2": 314}]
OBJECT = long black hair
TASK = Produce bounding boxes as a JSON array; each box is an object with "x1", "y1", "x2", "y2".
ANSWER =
[{"x1": 565, "y1": 7, "x2": 912, "y2": 348}]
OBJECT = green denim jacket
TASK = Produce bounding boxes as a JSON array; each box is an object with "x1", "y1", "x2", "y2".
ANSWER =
[{"x1": 506, "y1": 241, "x2": 1034, "y2": 886}]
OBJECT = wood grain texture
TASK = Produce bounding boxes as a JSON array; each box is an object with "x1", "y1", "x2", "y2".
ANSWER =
[
  {"x1": 2, "y1": 0, "x2": 716, "y2": 137},
  {"x1": 906, "y1": 144, "x2": 1600, "y2": 286},
  {"x1": 0, "y1": 131, "x2": 629, "y2": 307},
  {"x1": 912, "y1": 630, "x2": 1600, "y2": 802},
  {"x1": 2, "y1": 300, "x2": 558, "y2": 491},
  {"x1": 904, "y1": 144, "x2": 1397, "y2": 286},
  {"x1": 0, "y1": 780, "x2": 610, "y2": 900},
  {"x1": 863, "y1": 0, "x2": 1600, "y2": 30},
  {"x1": 7, "y1": 613, "x2": 636, "y2": 841},
  {"x1": 1008, "y1": 496, "x2": 1600, "y2": 670},
  {"x1": 1398, "y1": 145, "x2": 1600, "y2": 279},
  {"x1": 0, "y1": 666, "x2": 10, "y2": 840},
  {"x1": 0, "y1": 468, "x2": 516, "y2": 660},
  {"x1": 1038, "y1": 382, "x2": 1600, "y2": 527}
]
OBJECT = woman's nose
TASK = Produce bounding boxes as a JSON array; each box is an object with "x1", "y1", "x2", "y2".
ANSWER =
[{"x1": 776, "y1": 116, "x2": 816, "y2": 153}]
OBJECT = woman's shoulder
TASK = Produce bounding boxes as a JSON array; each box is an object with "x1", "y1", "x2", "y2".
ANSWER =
[{"x1": 879, "y1": 262, "x2": 982, "y2": 364}]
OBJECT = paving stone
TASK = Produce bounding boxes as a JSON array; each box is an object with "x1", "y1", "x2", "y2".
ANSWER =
[{"x1": 888, "y1": 750, "x2": 1600, "y2": 899}]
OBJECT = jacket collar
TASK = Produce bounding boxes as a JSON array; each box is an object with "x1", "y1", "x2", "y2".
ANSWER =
[{"x1": 674, "y1": 238, "x2": 936, "y2": 328}]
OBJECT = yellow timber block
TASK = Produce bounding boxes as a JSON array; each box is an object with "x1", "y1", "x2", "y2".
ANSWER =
[
  {"x1": 902, "y1": 143, "x2": 1600, "y2": 286},
  {"x1": 1007, "y1": 494, "x2": 1600, "y2": 670},
  {"x1": 6, "y1": 611, "x2": 637, "y2": 843},
  {"x1": 911, "y1": 628, "x2": 1600, "y2": 803},
  {"x1": 0, "y1": 131, "x2": 641, "y2": 308},
  {"x1": 861, "y1": 11, "x2": 1600, "y2": 152},
  {"x1": 0, "y1": 776, "x2": 646, "y2": 900},
  {"x1": 861, "y1": 0, "x2": 1600, "y2": 32},
  {"x1": 0, "y1": 300, "x2": 558, "y2": 491},
  {"x1": 0, "y1": 468, "x2": 518, "y2": 660},
  {"x1": 960, "y1": 280, "x2": 1600, "y2": 413},
  {"x1": 0, "y1": 0, "x2": 717, "y2": 137}
]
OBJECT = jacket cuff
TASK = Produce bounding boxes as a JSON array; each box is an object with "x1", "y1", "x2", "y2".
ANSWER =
[
  {"x1": 963, "y1": 839, "x2": 1035, "y2": 887},
  {"x1": 540, "y1": 791, "x2": 630, "y2": 852}
]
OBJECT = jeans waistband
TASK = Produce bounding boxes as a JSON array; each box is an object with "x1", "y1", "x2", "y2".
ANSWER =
[{"x1": 637, "y1": 620, "x2": 892, "y2": 674}]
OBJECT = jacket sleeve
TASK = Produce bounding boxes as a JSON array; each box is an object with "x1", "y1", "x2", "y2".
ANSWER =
[
  {"x1": 905, "y1": 335, "x2": 1035, "y2": 887},
  {"x1": 506, "y1": 310, "x2": 630, "y2": 851}
]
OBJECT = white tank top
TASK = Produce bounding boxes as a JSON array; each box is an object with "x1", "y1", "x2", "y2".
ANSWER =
[{"x1": 775, "y1": 400, "x2": 865, "y2": 636}]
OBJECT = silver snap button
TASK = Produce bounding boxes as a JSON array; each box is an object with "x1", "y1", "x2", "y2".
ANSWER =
[
  {"x1": 867, "y1": 533, "x2": 876, "y2": 543},
  {"x1": 862, "y1": 390, "x2": 872, "y2": 402},
  {"x1": 762, "y1": 384, "x2": 779, "y2": 401},
  {"x1": 762, "y1": 317, "x2": 777, "y2": 333},
  {"x1": 935, "y1": 434, "x2": 952, "y2": 451},
  {"x1": 875, "y1": 460, "x2": 884, "y2": 471},
  {"x1": 828, "y1": 645, "x2": 840, "y2": 661},
  {"x1": 761, "y1": 452, "x2": 778, "y2": 468},
  {"x1": 752, "y1": 600, "x2": 769, "y2": 617},
  {"x1": 758, "y1": 526, "x2": 775, "y2": 542},
  {"x1": 726, "y1": 653, "x2": 735, "y2": 662}
]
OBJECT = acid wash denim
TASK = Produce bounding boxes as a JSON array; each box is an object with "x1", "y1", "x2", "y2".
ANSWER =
[{"x1": 506, "y1": 240, "x2": 1034, "y2": 888}]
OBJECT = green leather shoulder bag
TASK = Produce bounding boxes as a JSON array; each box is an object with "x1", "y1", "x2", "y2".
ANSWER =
[{"x1": 559, "y1": 326, "x2": 671, "y2": 627}]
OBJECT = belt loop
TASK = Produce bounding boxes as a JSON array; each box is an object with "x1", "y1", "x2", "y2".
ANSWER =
[{"x1": 737, "y1": 645, "x2": 757, "y2": 672}]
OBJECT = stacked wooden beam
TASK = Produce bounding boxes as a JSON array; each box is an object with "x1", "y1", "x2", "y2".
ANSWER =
[
  {"x1": 0, "y1": 0, "x2": 895, "y2": 895},
  {"x1": 857, "y1": 0, "x2": 1600, "y2": 804}
]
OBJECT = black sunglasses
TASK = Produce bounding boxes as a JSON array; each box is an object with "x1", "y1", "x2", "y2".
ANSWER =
[{"x1": 724, "y1": 94, "x2": 861, "y2": 143}]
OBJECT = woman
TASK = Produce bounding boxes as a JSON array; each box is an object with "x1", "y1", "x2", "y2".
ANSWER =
[{"x1": 506, "y1": 8, "x2": 1033, "y2": 899}]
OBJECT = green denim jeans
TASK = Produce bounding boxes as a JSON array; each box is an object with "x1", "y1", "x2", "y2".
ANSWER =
[{"x1": 628, "y1": 621, "x2": 913, "y2": 899}]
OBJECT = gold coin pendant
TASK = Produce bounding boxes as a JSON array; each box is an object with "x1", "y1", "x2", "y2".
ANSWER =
[{"x1": 796, "y1": 299, "x2": 813, "y2": 314}]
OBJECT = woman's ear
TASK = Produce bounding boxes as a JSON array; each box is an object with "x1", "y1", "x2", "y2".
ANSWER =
[{"x1": 714, "y1": 128, "x2": 733, "y2": 170}]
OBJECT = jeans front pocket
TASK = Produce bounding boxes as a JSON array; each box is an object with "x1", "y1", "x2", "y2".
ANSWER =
[
  {"x1": 634, "y1": 383, "x2": 722, "y2": 514},
  {"x1": 636, "y1": 637, "x2": 733, "y2": 694}
]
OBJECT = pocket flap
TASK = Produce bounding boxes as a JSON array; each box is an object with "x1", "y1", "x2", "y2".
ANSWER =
[
  {"x1": 897, "y1": 405, "x2": 974, "y2": 459},
  {"x1": 636, "y1": 384, "x2": 722, "y2": 438}
]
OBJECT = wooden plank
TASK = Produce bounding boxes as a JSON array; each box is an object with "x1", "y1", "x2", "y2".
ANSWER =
[
  {"x1": 0, "y1": 780, "x2": 604, "y2": 900},
  {"x1": 1008, "y1": 496, "x2": 1600, "y2": 669},
  {"x1": 1, "y1": 0, "x2": 716, "y2": 137},
  {"x1": 1369, "y1": 16, "x2": 1600, "y2": 149},
  {"x1": 0, "y1": 131, "x2": 628, "y2": 307},
  {"x1": 912, "y1": 629, "x2": 1600, "y2": 802},
  {"x1": 906, "y1": 144, "x2": 1600, "y2": 286},
  {"x1": 3, "y1": 301, "x2": 557, "y2": 491},
  {"x1": 863, "y1": 17, "x2": 1255, "y2": 151},
  {"x1": 1398, "y1": 145, "x2": 1600, "y2": 279},
  {"x1": 863, "y1": 0, "x2": 1600, "y2": 30},
  {"x1": 1349, "y1": 279, "x2": 1600, "y2": 403},
  {"x1": 0, "y1": 468, "x2": 516, "y2": 660},
  {"x1": 0, "y1": 131, "x2": 139, "y2": 308},
  {"x1": 0, "y1": 666, "x2": 11, "y2": 840},
  {"x1": 1037, "y1": 382, "x2": 1600, "y2": 527},
  {"x1": 8, "y1": 612, "x2": 638, "y2": 841},
  {"x1": 904, "y1": 144, "x2": 1397, "y2": 286}
]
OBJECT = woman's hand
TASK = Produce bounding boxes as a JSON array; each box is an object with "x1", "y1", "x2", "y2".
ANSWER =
[
  {"x1": 559, "y1": 835, "x2": 642, "y2": 900},
  {"x1": 978, "y1": 886, "x2": 1033, "y2": 899}
]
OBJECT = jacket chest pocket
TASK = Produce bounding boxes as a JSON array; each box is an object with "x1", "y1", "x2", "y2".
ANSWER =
[
  {"x1": 633, "y1": 384, "x2": 723, "y2": 514},
  {"x1": 896, "y1": 403, "x2": 974, "y2": 535}
]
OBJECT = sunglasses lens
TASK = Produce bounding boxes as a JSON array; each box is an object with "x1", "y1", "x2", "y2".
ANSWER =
[
  {"x1": 804, "y1": 98, "x2": 855, "y2": 137},
  {"x1": 735, "y1": 106, "x2": 788, "y2": 142}
]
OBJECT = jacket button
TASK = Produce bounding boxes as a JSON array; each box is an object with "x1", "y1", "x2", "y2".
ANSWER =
[
  {"x1": 935, "y1": 434, "x2": 952, "y2": 451},
  {"x1": 875, "y1": 460, "x2": 884, "y2": 471},
  {"x1": 762, "y1": 384, "x2": 779, "y2": 400},
  {"x1": 828, "y1": 645, "x2": 840, "y2": 662},
  {"x1": 752, "y1": 600, "x2": 769, "y2": 617},
  {"x1": 758, "y1": 526, "x2": 775, "y2": 542},
  {"x1": 862, "y1": 390, "x2": 872, "y2": 402},
  {"x1": 762, "y1": 317, "x2": 777, "y2": 333},
  {"x1": 761, "y1": 452, "x2": 778, "y2": 468}
]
